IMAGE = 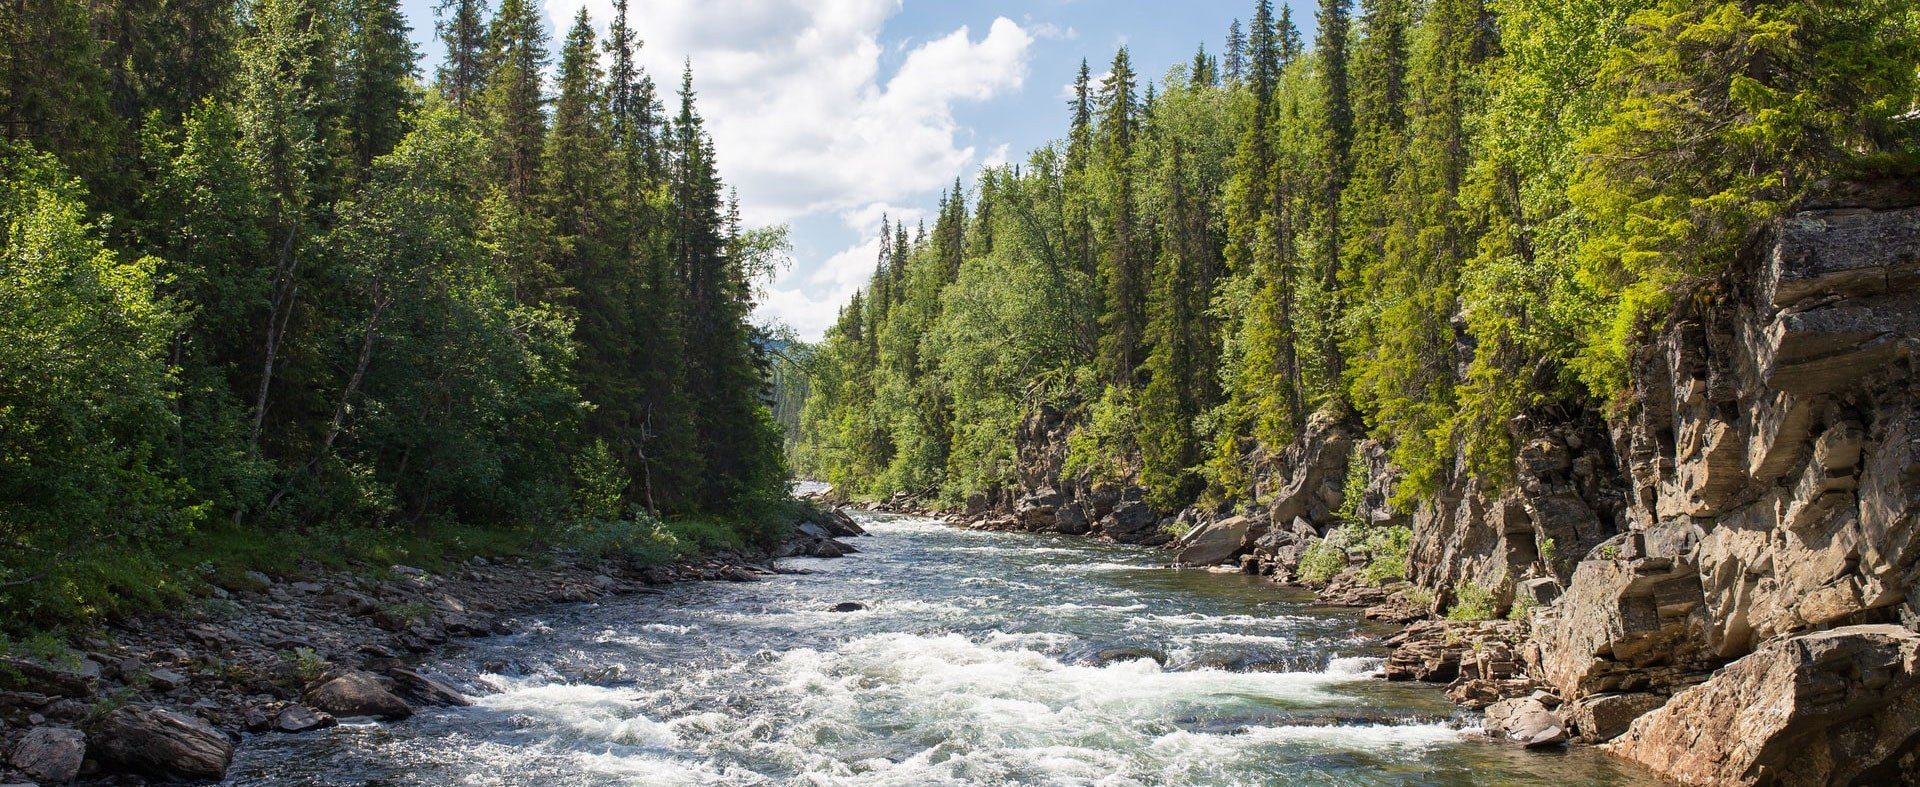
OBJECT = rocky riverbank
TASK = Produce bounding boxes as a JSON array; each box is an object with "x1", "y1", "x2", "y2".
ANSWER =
[
  {"x1": 862, "y1": 180, "x2": 1920, "y2": 785},
  {"x1": 0, "y1": 507, "x2": 867, "y2": 785}
]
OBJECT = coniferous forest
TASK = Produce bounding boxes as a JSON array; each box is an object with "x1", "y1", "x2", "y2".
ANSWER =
[
  {"x1": 0, "y1": 0, "x2": 792, "y2": 632},
  {"x1": 796, "y1": 0, "x2": 1919, "y2": 512}
]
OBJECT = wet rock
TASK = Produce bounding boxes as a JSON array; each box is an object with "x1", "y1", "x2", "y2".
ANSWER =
[
  {"x1": 1052, "y1": 503, "x2": 1092, "y2": 535},
  {"x1": 88, "y1": 705, "x2": 234, "y2": 782},
  {"x1": 1084, "y1": 647, "x2": 1167, "y2": 667},
  {"x1": 272, "y1": 705, "x2": 337, "y2": 733},
  {"x1": 1561, "y1": 692, "x2": 1664, "y2": 744},
  {"x1": 829, "y1": 602, "x2": 867, "y2": 612},
  {"x1": 1608, "y1": 624, "x2": 1920, "y2": 786},
  {"x1": 9, "y1": 726, "x2": 85, "y2": 783},
  {"x1": 1482, "y1": 697, "x2": 1567, "y2": 748},
  {"x1": 389, "y1": 669, "x2": 471, "y2": 707},
  {"x1": 1174, "y1": 515, "x2": 1254, "y2": 567},
  {"x1": 303, "y1": 669, "x2": 413, "y2": 720}
]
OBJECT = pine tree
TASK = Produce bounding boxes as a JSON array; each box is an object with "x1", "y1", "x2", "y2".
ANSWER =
[
  {"x1": 341, "y1": 0, "x2": 417, "y2": 172},
  {"x1": 1224, "y1": 19, "x2": 1247, "y2": 81},
  {"x1": 1314, "y1": 0, "x2": 1355, "y2": 392},
  {"x1": 1095, "y1": 47, "x2": 1143, "y2": 389},
  {"x1": 482, "y1": 0, "x2": 547, "y2": 202},
  {"x1": 434, "y1": 0, "x2": 488, "y2": 112}
]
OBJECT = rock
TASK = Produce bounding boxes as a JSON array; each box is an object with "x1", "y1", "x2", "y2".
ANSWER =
[
  {"x1": 1482, "y1": 697, "x2": 1566, "y2": 748},
  {"x1": 145, "y1": 668, "x2": 188, "y2": 692},
  {"x1": 1174, "y1": 516, "x2": 1253, "y2": 567},
  {"x1": 0, "y1": 659, "x2": 97, "y2": 699},
  {"x1": 829, "y1": 602, "x2": 867, "y2": 612},
  {"x1": 1562, "y1": 692, "x2": 1664, "y2": 744},
  {"x1": 1608, "y1": 624, "x2": 1920, "y2": 786},
  {"x1": 303, "y1": 670, "x2": 413, "y2": 720},
  {"x1": 1383, "y1": 620, "x2": 1524, "y2": 683},
  {"x1": 1101, "y1": 501, "x2": 1163, "y2": 545},
  {"x1": 1084, "y1": 647, "x2": 1167, "y2": 667},
  {"x1": 1052, "y1": 503, "x2": 1092, "y2": 535},
  {"x1": 9, "y1": 726, "x2": 85, "y2": 783},
  {"x1": 389, "y1": 669, "x2": 472, "y2": 707},
  {"x1": 88, "y1": 705, "x2": 234, "y2": 782},
  {"x1": 272, "y1": 705, "x2": 337, "y2": 733}
]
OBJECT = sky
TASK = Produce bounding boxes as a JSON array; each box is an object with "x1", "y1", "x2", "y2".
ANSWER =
[{"x1": 393, "y1": 0, "x2": 1313, "y2": 340}]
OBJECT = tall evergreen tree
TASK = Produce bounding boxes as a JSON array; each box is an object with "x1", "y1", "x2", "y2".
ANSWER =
[
  {"x1": 482, "y1": 0, "x2": 547, "y2": 202},
  {"x1": 1095, "y1": 48, "x2": 1143, "y2": 389},
  {"x1": 341, "y1": 0, "x2": 417, "y2": 172},
  {"x1": 434, "y1": 0, "x2": 488, "y2": 112}
]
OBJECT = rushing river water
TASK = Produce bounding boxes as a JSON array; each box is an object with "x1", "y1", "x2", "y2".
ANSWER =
[{"x1": 227, "y1": 511, "x2": 1656, "y2": 786}]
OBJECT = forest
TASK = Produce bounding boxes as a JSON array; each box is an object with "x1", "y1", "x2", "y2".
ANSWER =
[
  {"x1": 0, "y1": 0, "x2": 793, "y2": 632},
  {"x1": 795, "y1": 0, "x2": 1918, "y2": 515}
]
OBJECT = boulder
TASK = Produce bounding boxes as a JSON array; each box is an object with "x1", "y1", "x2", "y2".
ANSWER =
[
  {"x1": 829, "y1": 602, "x2": 867, "y2": 612},
  {"x1": 1608, "y1": 624, "x2": 1920, "y2": 786},
  {"x1": 389, "y1": 668, "x2": 472, "y2": 707},
  {"x1": 1562, "y1": 692, "x2": 1665, "y2": 744},
  {"x1": 1482, "y1": 696, "x2": 1567, "y2": 748},
  {"x1": 9, "y1": 726, "x2": 85, "y2": 783},
  {"x1": 0, "y1": 658, "x2": 97, "y2": 699},
  {"x1": 88, "y1": 705, "x2": 233, "y2": 782},
  {"x1": 272, "y1": 705, "x2": 337, "y2": 733},
  {"x1": 1101, "y1": 501, "x2": 1163, "y2": 545},
  {"x1": 1174, "y1": 516, "x2": 1253, "y2": 566},
  {"x1": 304, "y1": 669, "x2": 413, "y2": 720}
]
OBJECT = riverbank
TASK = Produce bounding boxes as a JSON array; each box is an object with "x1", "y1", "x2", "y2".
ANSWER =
[{"x1": 0, "y1": 506, "x2": 866, "y2": 784}]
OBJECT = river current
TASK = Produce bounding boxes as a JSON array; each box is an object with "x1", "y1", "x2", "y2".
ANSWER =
[{"x1": 226, "y1": 511, "x2": 1655, "y2": 786}]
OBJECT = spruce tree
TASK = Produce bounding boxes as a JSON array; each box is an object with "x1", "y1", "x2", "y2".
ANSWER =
[
  {"x1": 342, "y1": 0, "x2": 417, "y2": 172},
  {"x1": 1095, "y1": 48, "x2": 1143, "y2": 390},
  {"x1": 434, "y1": 0, "x2": 488, "y2": 112}
]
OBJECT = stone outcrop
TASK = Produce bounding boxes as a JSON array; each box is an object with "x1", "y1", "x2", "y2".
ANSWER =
[
  {"x1": 87, "y1": 705, "x2": 234, "y2": 782},
  {"x1": 303, "y1": 669, "x2": 414, "y2": 720},
  {"x1": 8, "y1": 726, "x2": 84, "y2": 784},
  {"x1": 1374, "y1": 186, "x2": 1920, "y2": 776},
  {"x1": 1607, "y1": 625, "x2": 1920, "y2": 785}
]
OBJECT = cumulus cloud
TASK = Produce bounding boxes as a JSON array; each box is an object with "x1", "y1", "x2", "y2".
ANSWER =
[
  {"x1": 538, "y1": 0, "x2": 1038, "y2": 338},
  {"x1": 544, "y1": 0, "x2": 1035, "y2": 226}
]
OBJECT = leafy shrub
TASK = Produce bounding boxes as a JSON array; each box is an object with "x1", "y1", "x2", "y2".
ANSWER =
[
  {"x1": 1297, "y1": 539, "x2": 1348, "y2": 585},
  {"x1": 1360, "y1": 525, "x2": 1412, "y2": 586},
  {"x1": 1445, "y1": 582, "x2": 1499, "y2": 621}
]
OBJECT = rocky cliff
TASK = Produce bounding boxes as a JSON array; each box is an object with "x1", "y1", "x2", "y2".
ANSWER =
[{"x1": 954, "y1": 183, "x2": 1920, "y2": 785}]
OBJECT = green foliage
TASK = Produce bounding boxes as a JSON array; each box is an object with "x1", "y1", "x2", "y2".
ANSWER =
[
  {"x1": 1297, "y1": 539, "x2": 1348, "y2": 584},
  {"x1": 0, "y1": 0, "x2": 792, "y2": 635},
  {"x1": 1360, "y1": 525, "x2": 1411, "y2": 585},
  {"x1": 1445, "y1": 581, "x2": 1499, "y2": 620}
]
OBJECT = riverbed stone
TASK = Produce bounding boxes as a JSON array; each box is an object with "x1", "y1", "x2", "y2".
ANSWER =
[
  {"x1": 9, "y1": 726, "x2": 85, "y2": 783},
  {"x1": 88, "y1": 705, "x2": 233, "y2": 782},
  {"x1": 273, "y1": 705, "x2": 337, "y2": 733},
  {"x1": 304, "y1": 669, "x2": 413, "y2": 720},
  {"x1": 389, "y1": 669, "x2": 471, "y2": 707},
  {"x1": 1175, "y1": 516, "x2": 1253, "y2": 567}
]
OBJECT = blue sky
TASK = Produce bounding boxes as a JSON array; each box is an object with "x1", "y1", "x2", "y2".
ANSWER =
[{"x1": 393, "y1": 0, "x2": 1314, "y2": 339}]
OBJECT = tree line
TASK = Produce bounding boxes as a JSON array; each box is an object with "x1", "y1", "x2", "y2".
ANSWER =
[
  {"x1": 796, "y1": 0, "x2": 1917, "y2": 512},
  {"x1": 1, "y1": 0, "x2": 789, "y2": 630}
]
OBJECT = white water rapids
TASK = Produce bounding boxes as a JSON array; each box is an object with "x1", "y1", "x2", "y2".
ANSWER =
[{"x1": 225, "y1": 512, "x2": 1655, "y2": 785}]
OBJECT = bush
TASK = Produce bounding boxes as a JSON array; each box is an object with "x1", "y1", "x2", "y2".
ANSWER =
[
  {"x1": 1445, "y1": 581, "x2": 1499, "y2": 621},
  {"x1": 1360, "y1": 525, "x2": 1412, "y2": 586},
  {"x1": 1297, "y1": 539, "x2": 1348, "y2": 585}
]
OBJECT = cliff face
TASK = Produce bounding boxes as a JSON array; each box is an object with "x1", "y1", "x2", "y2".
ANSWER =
[{"x1": 1413, "y1": 187, "x2": 1920, "y2": 784}]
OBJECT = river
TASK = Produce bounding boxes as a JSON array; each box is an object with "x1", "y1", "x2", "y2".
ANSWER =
[{"x1": 225, "y1": 510, "x2": 1656, "y2": 785}]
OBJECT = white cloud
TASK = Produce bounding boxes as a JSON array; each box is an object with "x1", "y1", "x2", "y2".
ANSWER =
[
  {"x1": 545, "y1": 0, "x2": 1035, "y2": 227},
  {"x1": 539, "y1": 0, "x2": 1039, "y2": 339}
]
